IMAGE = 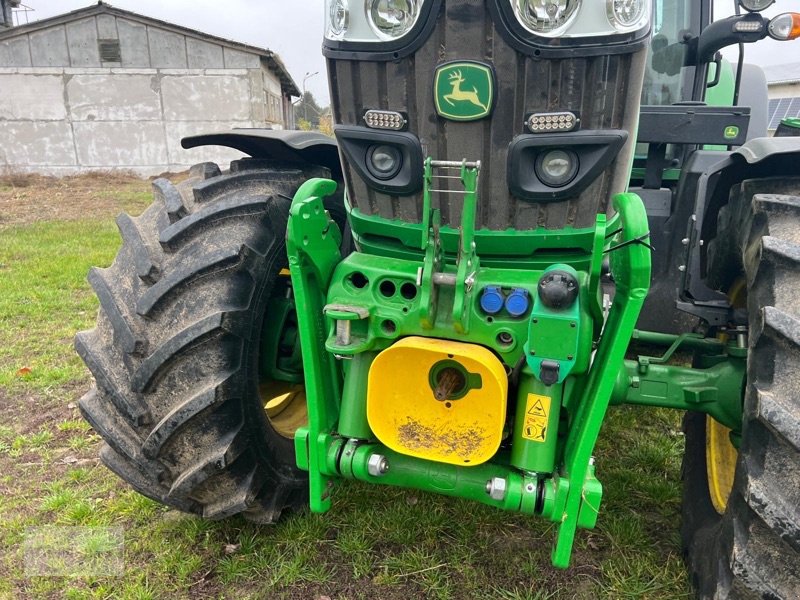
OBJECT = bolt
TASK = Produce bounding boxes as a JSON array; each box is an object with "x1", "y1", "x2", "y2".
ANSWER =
[
  {"x1": 699, "y1": 240, "x2": 704, "y2": 246},
  {"x1": 367, "y1": 454, "x2": 389, "y2": 477},
  {"x1": 681, "y1": 238, "x2": 690, "y2": 246},
  {"x1": 525, "y1": 482, "x2": 535, "y2": 493},
  {"x1": 486, "y1": 477, "x2": 507, "y2": 501},
  {"x1": 678, "y1": 265, "x2": 686, "y2": 272}
]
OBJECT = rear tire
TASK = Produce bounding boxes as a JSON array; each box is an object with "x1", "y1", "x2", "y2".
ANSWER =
[
  {"x1": 682, "y1": 178, "x2": 800, "y2": 598},
  {"x1": 76, "y1": 159, "x2": 340, "y2": 522}
]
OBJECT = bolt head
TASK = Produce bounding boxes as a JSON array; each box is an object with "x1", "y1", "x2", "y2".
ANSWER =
[{"x1": 486, "y1": 477, "x2": 507, "y2": 501}]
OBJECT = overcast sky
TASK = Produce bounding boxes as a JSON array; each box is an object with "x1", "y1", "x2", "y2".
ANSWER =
[{"x1": 16, "y1": 1, "x2": 798, "y2": 106}]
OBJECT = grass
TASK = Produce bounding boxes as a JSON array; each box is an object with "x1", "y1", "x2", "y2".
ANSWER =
[{"x1": 0, "y1": 174, "x2": 692, "y2": 599}]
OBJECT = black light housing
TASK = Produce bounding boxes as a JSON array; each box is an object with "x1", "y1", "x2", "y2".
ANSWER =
[
  {"x1": 739, "y1": 0, "x2": 774, "y2": 12},
  {"x1": 335, "y1": 125, "x2": 424, "y2": 195},
  {"x1": 507, "y1": 130, "x2": 628, "y2": 203}
]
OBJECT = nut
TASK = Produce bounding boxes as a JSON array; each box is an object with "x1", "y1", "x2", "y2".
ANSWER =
[
  {"x1": 485, "y1": 477, "x2": 507, "y2": 501},
  {"x1": 367, "y1": 454, "x2": 389, "y2": 477}
]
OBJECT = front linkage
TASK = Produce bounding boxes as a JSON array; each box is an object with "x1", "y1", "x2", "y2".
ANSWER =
[{"x1": 286, "y1": 162, "x2": 743, "y2": 567}]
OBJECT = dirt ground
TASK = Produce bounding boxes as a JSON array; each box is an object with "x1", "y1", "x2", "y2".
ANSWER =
[{"x1": 0, "y1": 172, "x2": 172, "y2": 228}]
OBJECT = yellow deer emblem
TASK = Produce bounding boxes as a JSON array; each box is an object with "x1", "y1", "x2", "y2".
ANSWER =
[{"x1": 443, "y1": 70, "x2": 489, "y2": 112}]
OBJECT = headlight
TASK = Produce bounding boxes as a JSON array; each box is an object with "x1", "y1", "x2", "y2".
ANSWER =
[
  {"x1": 324, "y1": 0, "x2": 426, "y2": 43},
  {"x1": 368, "y1": 0, "x2": 422, "y2": 40},
  {"x1": 739, "y1": 0, "x2": 774, "y2": 12},
  {"x1": 511, "y1": 0, "x2": 580, "y2": 35},
  {"x1": 535, "y1": 149, "x2": 579, "y2": 187},
  {"x1": 367, "y1": 144, "x2": 404, "y2": 180},
  {"x1": 606, "y1": 0, "x2": 648, "y2": 31},
  {"x1": 327, "y1": 0, "x2": 349, "y2": 39},
  {"x1": 506, "y1": 0, "x2": 650, "y2": 40}
]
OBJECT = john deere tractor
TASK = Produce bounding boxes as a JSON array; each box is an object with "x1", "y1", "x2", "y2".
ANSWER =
[{"x1": 75, "y1": 0, "x2": 800, "y2": 597}]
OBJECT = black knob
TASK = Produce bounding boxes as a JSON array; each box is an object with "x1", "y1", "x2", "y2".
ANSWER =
[{"x1": 537, "y1": 270, "x2": 579, "y2": 310}]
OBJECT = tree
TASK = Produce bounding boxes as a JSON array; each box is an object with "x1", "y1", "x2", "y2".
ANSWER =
[{"x1": 293, "y1": 92, "x2": 324, "y2": 129}]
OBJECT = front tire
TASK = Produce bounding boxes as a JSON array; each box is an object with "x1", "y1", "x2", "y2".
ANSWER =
[
  {"x1": 682, "y1": 178, "x2": 800, "y2": 598},
  {"x1": 76, "y1": 159, "x2": 339, "y2": 522}
]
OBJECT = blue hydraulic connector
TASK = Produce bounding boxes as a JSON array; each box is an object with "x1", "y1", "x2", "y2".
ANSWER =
[
  {"x1": 480, "y1": 286, "x2": 504, "y2": 315},
  {"x1": 505, "y1": 288, "x2": 530, "y2": 317}
]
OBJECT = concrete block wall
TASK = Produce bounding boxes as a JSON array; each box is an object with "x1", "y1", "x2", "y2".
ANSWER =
[{"x1": 0, "y1": 12, "x2": 290, "y2": 175}]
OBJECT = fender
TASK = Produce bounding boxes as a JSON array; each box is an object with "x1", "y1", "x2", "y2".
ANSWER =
[
  {"x1": 637, "y1": 137, "x2": 800, "y2": 334},
  {"x1": 700, "y1": 137, "x2": 800, "y2": 256},
  {"x1": 679, "y1": 137, "x2": 800, "y2": 327},
  {"x1": 182, "y1": 129, "x2": 342, "y2": 180}
]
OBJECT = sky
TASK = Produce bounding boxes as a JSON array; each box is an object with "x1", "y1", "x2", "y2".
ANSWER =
[{"x1": 14, "y1": 0, "x2": 799, "y2": 106}]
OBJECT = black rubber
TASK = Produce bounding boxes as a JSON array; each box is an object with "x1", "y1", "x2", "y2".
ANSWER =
[
  {"x1": 76, "y1": 159, "x2": 340, "y2": 523},
  {"x1": 682, "y1": 177, "x2": 800, "y2": 599}
]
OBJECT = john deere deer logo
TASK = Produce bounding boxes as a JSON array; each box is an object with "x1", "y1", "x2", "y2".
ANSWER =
[
  {"x1": 434, "y1": 61, "x2": 495, "y2": 122},
  {"x1": 443, "y1": 70, "x2": 489, "y2": 113}
]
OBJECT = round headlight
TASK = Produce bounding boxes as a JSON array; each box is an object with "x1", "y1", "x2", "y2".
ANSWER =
[
  {"x1": 739, "y1": 0, "x2": 774, "y2": 12},
  {"x1": 607, "y1": 0, "x2": 648, "y2": 31},
  {"x1": 327, "y1": 0, "x2": 349, "y2": 38},
  {"x1": 511, "y1": 0, "x2": 580, "y2": 35},
  {"x1": 535, "y1": 149, "x2": 579, "y2": 188},
  {"x1": 367, "y1": 145, "x2": 403, "y2": 180},
  {"x1": 367, "y1": 0, "x2": 422, "y2": 40}
]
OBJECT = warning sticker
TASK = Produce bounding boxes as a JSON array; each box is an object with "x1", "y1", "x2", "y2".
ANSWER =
[{"x1": 522, "y1": 394, "x2": 551, "y2": 443}]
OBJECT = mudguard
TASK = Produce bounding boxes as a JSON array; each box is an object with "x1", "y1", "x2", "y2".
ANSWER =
[
  {"x1": 182, "y1": 129, "x2": 342, "y2": 179},
  {"x1": 637, "y1": 137, "x2": 800, "y2": 334}
]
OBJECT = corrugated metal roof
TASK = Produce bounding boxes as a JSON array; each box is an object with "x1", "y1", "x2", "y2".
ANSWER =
[
  {"x1": 763, "y1": 62, "x2": 800, "y2": 85},
  {"x1": 0, "y1": 1, "x2": 301, "y2": 96}
]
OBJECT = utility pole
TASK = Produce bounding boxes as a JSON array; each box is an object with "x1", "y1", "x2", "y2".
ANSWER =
[{"x1": 302, "y1": 71, "x2": 319, "y2": 122}]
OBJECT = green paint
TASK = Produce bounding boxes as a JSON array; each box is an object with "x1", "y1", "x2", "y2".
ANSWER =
[
  {"x1": 434, "y1": 61, "x2": 494, "y2": 121},
  {"x1": 510, "y1": 373, "x2": 563, "y2": 474},
  {"x1": 286, "y1": 177, "x2": 675, "y2": 569},
  {"x1": 286, "y1": 178, "x2": 344, "y2": 514},
  {"x1": 524, "y1": 264, "x2": 584, "y2": 385},
  {"x1": 347, "y1": 202, "x2": 599, "y2": 268},
  {"x1": 551, "y1": 193, "x2": 651, "y2": 568},
  {"x1": 427, "y1": 359, "x2": 483, "y2": 401},
  {"x1": 337, "y1": 352, "x2": 376, "y2": 440},
  {"x1": 322, "y1": 251, "x2": 597, "y2": 366},
  {"x1": 612, "y1": 330, "x2": 746, "y2": 435},
  {"x1": 260, "y1": 293, "x2": 303, "y2": 383}
]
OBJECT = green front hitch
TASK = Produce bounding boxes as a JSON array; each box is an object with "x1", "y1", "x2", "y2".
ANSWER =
[{"x1": 282, "y1": 170, "x2": 746, "y2": 569}]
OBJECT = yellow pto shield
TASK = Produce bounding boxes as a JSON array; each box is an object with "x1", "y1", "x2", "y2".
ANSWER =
[{"x1": 366, "y1": 337, "x2": 507, "y2": 466}]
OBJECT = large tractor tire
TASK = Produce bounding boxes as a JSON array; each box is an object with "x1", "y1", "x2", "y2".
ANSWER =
[
  {"x1": 682, "y1": 177, "x2": 800, "y2": 598},
  {"x1": 75, "y1": 159, "x2": 341, "y2": 522}
]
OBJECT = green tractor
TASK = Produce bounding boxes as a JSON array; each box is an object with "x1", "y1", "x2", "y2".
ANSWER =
[{"x1": 75, "y1": 0, "x2": 800, "y2": 596}]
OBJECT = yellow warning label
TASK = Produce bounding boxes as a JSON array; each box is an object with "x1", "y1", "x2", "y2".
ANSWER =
[{"x1": 522, "y1": 394, "x2": 551, "y2": 443}]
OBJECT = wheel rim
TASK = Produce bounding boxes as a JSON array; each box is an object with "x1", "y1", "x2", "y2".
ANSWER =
[
  {"x1": 705, "y1": 278, "x2": 746, "y2": 513},
  {"x1": 705, "y1": 416, "x2": 737, "y2": 513},
  {"x1": 261, "y1": 380, "x2": 308, "y2": 439}
]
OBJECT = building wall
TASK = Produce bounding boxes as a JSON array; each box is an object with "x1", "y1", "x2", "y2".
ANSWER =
[
  {"x1": 0, "y1": 13, "x2": 289, "y2": 175},
  {"x1": 768, "y1": 82, "x2": 800, "y2": 100}
]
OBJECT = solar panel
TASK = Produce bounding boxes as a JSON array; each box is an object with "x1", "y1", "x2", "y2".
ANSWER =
[{"x1": 768, "y1": 97, "x2": 800, "y2": 130}]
